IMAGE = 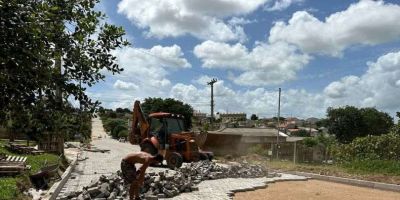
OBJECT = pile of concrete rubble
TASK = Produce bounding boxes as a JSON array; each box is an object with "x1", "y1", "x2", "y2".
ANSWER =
[{"x1": 62, "y1": 160, "x2": 272, "y2": 200}]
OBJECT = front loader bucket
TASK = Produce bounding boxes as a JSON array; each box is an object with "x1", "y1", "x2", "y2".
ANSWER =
[{"x1": 195, "y1": 131, "x2": 207, "y2": 149}]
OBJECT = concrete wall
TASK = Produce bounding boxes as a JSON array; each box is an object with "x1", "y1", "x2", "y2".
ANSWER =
[
  {"x1": 203, "y1": 133, "x2": 286, "y2": 156},
  {"x1": 203, "y1": 133, "x2": 242, "y2": 156}
]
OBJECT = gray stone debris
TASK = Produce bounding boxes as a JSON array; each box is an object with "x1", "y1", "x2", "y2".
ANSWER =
[{"x1": 64, "y1": 160, "x2": 273, "y2": 199}]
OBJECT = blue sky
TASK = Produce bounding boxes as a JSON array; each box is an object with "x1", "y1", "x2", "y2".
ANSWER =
[{"x1": 88, "y1": 0, "x2": 400, "y2": 119}]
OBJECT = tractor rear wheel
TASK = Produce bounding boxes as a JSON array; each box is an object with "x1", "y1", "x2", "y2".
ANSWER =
[
  {"x1": 140, "y1": 142, "x2": 157, "y2": 155},
  {"x1": 167, "y1": 152, "x2": 183, "y2": 169}
]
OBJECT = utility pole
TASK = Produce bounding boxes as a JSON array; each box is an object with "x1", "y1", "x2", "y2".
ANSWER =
[
  {"x1": 207, "y1": 78, "x2": 217, "y2": 129},
  {"x1": 276, "y1": 88, "x2": 281, "y2": 160}
]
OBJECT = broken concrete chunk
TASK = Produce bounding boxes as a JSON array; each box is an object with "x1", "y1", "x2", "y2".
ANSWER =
[{"x1": 69, "y1": 160, "x2": 272, "y2": 199}]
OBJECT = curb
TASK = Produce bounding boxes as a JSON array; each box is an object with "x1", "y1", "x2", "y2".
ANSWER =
[
  {"x1": 44, "y1": 155, "x2": 78, "y2": 200},
  {"x1": 290, "y1": 171, "x2": 400, "y2": 192}
]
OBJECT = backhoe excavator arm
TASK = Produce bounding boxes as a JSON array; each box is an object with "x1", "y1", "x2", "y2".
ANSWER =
[{"x1": 129, "y1": 100, "x2": 150, "y2": 145}]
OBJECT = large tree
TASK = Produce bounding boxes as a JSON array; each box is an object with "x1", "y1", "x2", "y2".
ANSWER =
[
  {"x1": 359, "y1": 107, "x2": 393, "y2": 136},
  {"x1": 141, "y1": 98, "x2": 194, "y2": 129},
  {"x1": 1, "y1": 0, "x2": 128, "y2": 136},
  {"x1": 250, "y1": 114, "x2": 258, "y2": 120},
  {"x1": 327, "y1": 106, "x2": 393, "y2": 143},
  {"x1": 391, "y1": 112, "x2": 400, "y2": 135}
]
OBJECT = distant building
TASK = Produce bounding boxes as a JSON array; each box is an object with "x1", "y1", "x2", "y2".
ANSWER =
[
  {"x1": 278, "y1": 121, "x2": 297, "y2": 130},
  {"x1": 192, "y1": 110, "x2": 208, "y2": 126},
  {"x1": 204, "y1": 128, "x2": 287, "y2": 155},
  {"x1": 298, "y1": 127, "x2": 319, "y2": 136},
  {"x1": 219, "y1": 113, "x2": 246, "y2": 123},
  {"x1": 318, "y1": 127, "x2": 328, "y2": 134},
  {"x1": 193, "y1": 110, "x2": 207, "y2": 119}
]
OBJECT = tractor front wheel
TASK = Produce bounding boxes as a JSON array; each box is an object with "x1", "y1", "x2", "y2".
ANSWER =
[{"x1": 166, "y1": 152, "x2": 183, "y2": 169}]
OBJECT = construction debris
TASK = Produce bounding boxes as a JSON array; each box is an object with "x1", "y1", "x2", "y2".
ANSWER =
[{"x1": 62, "y1": 160, "x2": 273, "y2": 200}]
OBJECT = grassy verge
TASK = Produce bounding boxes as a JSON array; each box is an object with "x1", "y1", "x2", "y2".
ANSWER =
[
  {"x1": 0, "y1": 178, "x2": 18, "y2": 200},
  {"x1": 341, "y1": 160, "x2": 400, "y2": 176},
  {"x1": 0, "y1": 141, "x2": 60, "y2": 200},
  {"x1": 268, "y1": 160, "x2": 400, "y2": 185}
]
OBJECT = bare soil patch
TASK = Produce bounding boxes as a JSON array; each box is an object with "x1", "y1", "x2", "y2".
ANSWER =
[{"x1": 234, "y1": 180, "x2": 400, "y2": 200}]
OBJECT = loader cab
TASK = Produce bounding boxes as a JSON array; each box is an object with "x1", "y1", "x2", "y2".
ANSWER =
[{"x1": 148, "y1": 112, "x2": 185, "y2": 149}]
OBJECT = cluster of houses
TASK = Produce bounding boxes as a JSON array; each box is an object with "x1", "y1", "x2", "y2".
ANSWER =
[{"x1": 193, "y1": 111, "x2": 328, "y2": 163}]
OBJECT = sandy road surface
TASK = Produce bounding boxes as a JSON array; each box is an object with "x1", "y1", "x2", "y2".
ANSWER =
[
  {"x1": 91, "y1": 117, "x2": 108, "y2": 139},
  {"x1": 234, "y1": 180, "x2": 400, "y2": 200}
]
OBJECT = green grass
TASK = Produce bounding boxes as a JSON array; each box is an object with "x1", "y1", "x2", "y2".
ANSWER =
[
  {"x1": 268, "y1": 160, "x2": 400, "y2": 176},
  {"x1": 267, "y1": 159, "x2": 400, "y2": 184},
  {"x1": 0, "y1": 178, "x2": 18, "y2": 200},
  {"x1": 27, "y1": 153, "x2": 60, "y2": 173},
  {"x1": 342, "y1": 160, "x2": 400, "y2": 176},
  {"x1": 0, "y1": 141, "x2": 60, "y2": 199},
  {"x1": 267, "y1": 160, "x2": 344, "y2": 174}
]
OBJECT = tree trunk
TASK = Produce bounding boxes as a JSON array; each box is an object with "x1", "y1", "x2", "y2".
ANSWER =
[{"x1": 8, "y1": 129, "x2": 14, "y2": 142}]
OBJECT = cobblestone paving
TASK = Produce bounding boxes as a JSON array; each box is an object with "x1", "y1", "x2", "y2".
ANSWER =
[
  {"x1": 168, "y1": 174, "x2": 308, "y2": 200},
  {"x1": 58, "y1": 118, "x2": 308, "y2": 199},
  {"x1": 58, "y1": 118, "x2": 142, "y2": 197}
]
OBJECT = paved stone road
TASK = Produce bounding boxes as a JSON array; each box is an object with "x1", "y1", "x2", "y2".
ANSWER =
[
  {"x1": 58, "y1": 118, "x2": 307, "y2": 199},
  {"x1": 58, "y1": 117, "x2": 141, "y2": 197},
  {"x1": 168, "y1": 174, "x2": 308, "y2": 200}
]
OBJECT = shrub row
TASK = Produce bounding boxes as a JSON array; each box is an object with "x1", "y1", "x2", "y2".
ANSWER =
[
  {"x1": 331, "y1": 133, "x2": 400, "y2": 162},
  {"x1": 102, "y1": 117, "x2": 129, "y2": 139}
]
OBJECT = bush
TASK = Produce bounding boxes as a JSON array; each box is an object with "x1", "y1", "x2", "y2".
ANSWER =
[
  {"x1": 104, "y1": 119, "x2": 126, "y2": 133},
  {"x1": 108, "y1": 112, "x2": 117, "y2": 118},
  {"x1": 331, "y1": 133, "x2": 400, "y2": 162},
  {"x1": 293, "y1": 129, "x2": 310, "y2": 137},
  {"x1": 112, "y1": 125, "x2": 127, "y2": 139},
  {"x1": 118, "y1": 129, "x2": 129, "y2": 138},
  {"x1": 303, "y1": 137, "x2": 318, "y2": 147},
  {"x1": 247, "y1": 144, "x2": 268, "y2": 156}
]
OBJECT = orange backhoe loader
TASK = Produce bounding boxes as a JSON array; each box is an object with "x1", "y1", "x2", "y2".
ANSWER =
[{"x1": 129, "y1": 101, "x2": 213, "y2": 169}]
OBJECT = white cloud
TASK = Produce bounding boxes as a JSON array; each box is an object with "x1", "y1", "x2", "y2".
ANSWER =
[
  {"x1": 169, "y1": 80, "x2": 324, "y2": 118},
  {"x1": 113, "y1": 80, "x2": 139, "y2": 90},
  {"x1": 269, "y1": 0, "x2": 400, "y2": 56},
  {"x1": 117, "y1": 0, "x2": 269, "y2": 42},
  {"x1": 148, "y1": 45, "x2": 192, "y2": 69},
  {"x1": 111, "y1": 44, "x2": 190, "y2": 97},
  {"x1": 228, "y1": 17, "x2": 256, "y2": 26},
  {"x1": 192, "y1": 75, "x2": 214, "y2": 86},
  {"x1": 323, "y1": 51, "x2": 400, "y2": 111},
  {"x1": 265, "y1": 0, "x2": 303, "y2": 11},
  {"x1": 94, "y1": 50, "x2": 400, "y2": 117},
  {"x1": 170, "y1": 50, "x2": 400, "y2": 118},
  {"x1": 324, "y1": 76, "x2": 360, "y2": 98},
  {"x1": 193, "y1": 40, "x2": 311, "y2": 86}
]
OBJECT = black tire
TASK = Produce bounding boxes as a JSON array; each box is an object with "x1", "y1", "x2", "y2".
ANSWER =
[
  {"x1": 200, "y1": 153, "x2": 213, "y2": 161},
  {"x1": 208, "y1": 154, "x2": 213, "y2": 161},
  {"x1": 199, "y1": 153, "x2": 208, "y2": 161},
  {"x1": 167, "y1": 152, "x2": 183, "y2": 169},
  {"x1": 140, "y1": 142, "x2": 157, "y2": 155}
]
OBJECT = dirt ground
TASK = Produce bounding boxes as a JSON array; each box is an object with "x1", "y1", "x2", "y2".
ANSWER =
[{"x1": 234, "y1": 180, "x2": 400, "y2": 200}]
